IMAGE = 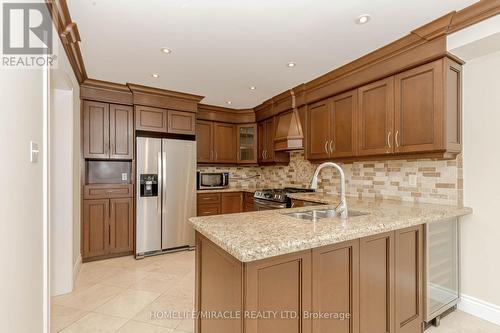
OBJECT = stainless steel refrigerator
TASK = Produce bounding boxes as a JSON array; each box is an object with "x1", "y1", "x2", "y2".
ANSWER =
[{"x1": 136, "y1": 137, "x2": 196, "y2": 258}]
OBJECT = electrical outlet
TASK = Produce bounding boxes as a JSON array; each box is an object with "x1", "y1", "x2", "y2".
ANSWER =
[
  {"x1": 30, "y1": 141, "x2": 39, "y2": 163},
  {"x1": 409, "y1": 174, "x2": 417, "y2": 186},
  {"x1": 122, "y1": 173, "x2": 128, "y2": 181}
]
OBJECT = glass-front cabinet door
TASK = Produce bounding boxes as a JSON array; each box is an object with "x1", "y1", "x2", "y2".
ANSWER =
[{"x1": 237, "y1": 124, "x2": 257, "y2": 164}]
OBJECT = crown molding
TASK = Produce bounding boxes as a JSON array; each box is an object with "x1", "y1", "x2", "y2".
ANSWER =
[
  {"x1": 197, "y1": 104, "x2": 255, "y2": 123},
  {"x1": 80, "y1": 78, "x2": 133, "y2": 105}
]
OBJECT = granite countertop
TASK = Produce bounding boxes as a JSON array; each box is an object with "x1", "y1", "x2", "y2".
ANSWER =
[{"x1": 189, "y1": 193, "x2": 472, "y2": 262}]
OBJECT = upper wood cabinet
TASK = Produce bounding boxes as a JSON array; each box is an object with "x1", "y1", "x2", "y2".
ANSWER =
[
  {"x1": 83, "y1": 101, "x2": 133, "y2": 160},
  {"x1": 135, "y1": 105, "x2": 196, "y2": 135},
  {"x1": 168, "y1": 110, "x2": 196, "y2": 135},
  {"x1": 109, "y1": 104, "x2": 134, "y2": 159},
  {"x1": 213, "y1": 123, "x2": 237, "y2": 163},
  {"x1": 306, "y1": 89, "x2": 357, "y2": 160},
  {"x1": 196, "y1": 120, "x2": 237, "y2": 164},
  {"x1": 237, "y1": 124, "x2": 257, "y2": 164},
  {"x1": 358, "y1": 77, "x2": 395, "y2": 156}
]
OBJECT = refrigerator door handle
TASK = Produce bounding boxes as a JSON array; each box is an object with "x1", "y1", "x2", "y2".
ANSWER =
[{"x1": 157, "y1": 152, "x2": 162, "y2": 214}]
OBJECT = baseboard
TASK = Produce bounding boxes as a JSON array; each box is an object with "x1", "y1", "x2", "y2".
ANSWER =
[
  {"x1": 459, "y1": 293, "x2": 500, "y2": 326},
  {"x1": 73, "y1": 254, "x2": 82, "y2": 285}
]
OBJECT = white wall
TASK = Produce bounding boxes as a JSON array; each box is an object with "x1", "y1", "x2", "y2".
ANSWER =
[
  {"x1": 0, "y1": 69, "x2": 46, "y2": 331},
  {"x1": 49, "y1": 36, "x2": 81, "y2": 295},
  {"x1": 461, "y1": 50, "x2": 500, "y2": 323}
]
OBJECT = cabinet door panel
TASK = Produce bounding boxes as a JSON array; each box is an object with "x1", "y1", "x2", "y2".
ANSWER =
[
  {"x1": 196, "y1": 120, "x2": 213, "y2": 163},
  {"x1": 109, "y1": 104, "x2": 133, "y2": 160},
  {"x1": 312, "y1": 240, "x2": 359, "y2": 333},
  {"x1": 213, "y1": 123, "x2": 237, "y2": 163},
  {"x1": 257, "y1": 122, "x2": 266, "y2": 163},
  {"x1": 358, "y1": 78, "x2": 394, "y2": 156},
  {"x1": 135, "y1": 105, "x2": 167, "y2": 133},
  {"x1": 360, "y1": 232, "x2": 394, "y2": 333},
  {"x1": 237, "y1": 124, "x2": 257, "y2": 164},
  {"x1": 83, "y1": 199, "x2": 109, "y2": 258},
  {"x1": 332, "y1": 90, "x2": 357, "y2": 158},
  {"x1": 307, "y1": 99, "x2": 331, "y2": 160},
  {"x1": 264, "y1": 118, "x2": 275, "y2": 162},
  {"x1": 394, "y1": 226, "x2": 423, "y2": 333},
  {"x1": 109, "y1": 198, "x2": 134, "y2": 254},
  {"x1": 394, "y1": 61, "x2": 443, "y2": 153},
  {"x1": 83, "y1": 101, "x2": 110, "y2": 159},
  {"x1": 221, "y1": 192, "x2": 242, "y2": 214},
  {"x1": 168, "y1": 110, "x2": 196, "y2": 135},
  {"x1": 245, "y1": 251, "x2": 311, "y2": 333}
]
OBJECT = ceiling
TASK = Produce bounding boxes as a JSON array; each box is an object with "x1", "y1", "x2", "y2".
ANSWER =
[{"x1": 68, "y1": 0, "x2": 477, "y2": 108}]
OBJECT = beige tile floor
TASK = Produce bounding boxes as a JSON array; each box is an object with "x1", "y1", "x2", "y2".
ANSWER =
[{"x1": 51, "y1": 250, "x2": 500, "y2": 333}]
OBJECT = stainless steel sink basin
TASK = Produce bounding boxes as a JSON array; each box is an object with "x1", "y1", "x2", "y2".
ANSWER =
[{"x1": 283, "y1": 209, "x2": 368, "y2": 220}]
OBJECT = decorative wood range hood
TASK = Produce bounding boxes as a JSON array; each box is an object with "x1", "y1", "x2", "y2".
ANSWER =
[{"x1": 273, "y1": 90, "x2": 304, "y2": 151}]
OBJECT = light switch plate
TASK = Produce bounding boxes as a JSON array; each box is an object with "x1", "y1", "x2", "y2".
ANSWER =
[
  {"x1": 121, "y1": 173, "x2": 128, "y2": 181},
  {"x1": 30, "y1": 141, "x2": 39, "y2": 163},
  {"x1": 409, "y1": 174, "x2": 417, "y2": 186}
]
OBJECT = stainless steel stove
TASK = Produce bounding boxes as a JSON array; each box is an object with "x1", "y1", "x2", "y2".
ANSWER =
[{"x1": 253, "y1": 188, "x2": 315, "y2": 210}]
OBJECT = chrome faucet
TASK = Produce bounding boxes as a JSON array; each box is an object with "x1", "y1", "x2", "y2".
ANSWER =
[{"x1": 310, "y1": 162, "x2": 348, "y2": 219}]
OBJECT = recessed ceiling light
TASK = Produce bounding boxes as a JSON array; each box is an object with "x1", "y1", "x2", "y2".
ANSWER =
[
  {"x1": 151, "y1": 73, "x2": 160, "y2": 78},
  {"x1": 249, "y1": 86, "x2": 256, "y2": 90},
  {"x1": 287, "y1": 62, "x2": 296, "y2": 68},
  {"x1": 227, "y1": 101, "x2": 232, "y2": 105},
  {"x1": 356, "y1": 14, "x2": 371, "y2": 25},
  {"x1": 160, "y1": 47, "x2": 172, "y2": 54}
]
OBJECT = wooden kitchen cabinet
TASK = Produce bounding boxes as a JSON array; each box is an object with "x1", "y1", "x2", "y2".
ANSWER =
[
  {"x1": 109, "y1": 104, "x2": 134, "y2": 159},
  {"x1": 109, "y1": 198, "x2": 134, "y2": 254},
  {"x1": 221, "y1": 192, "x2": 243, "y2": 214},
  {"x1": 237, "y1": 124, "x2": 257, "y2": 164},
  {"x1": 196, "y1": 121, "x2": 237, "y2": 164},
  {"x1": 82, "y1": 199, "x2": 109, "y2": 259},
  {"x1": 84, "y1": 101, "x2": 133, "y2": 160},
  {"x1": 257, "y1": 118, "x2": 289, "y2": 164},
  {"x1": 358, "y1": 77, "x2": 395, "y2": 156},
  {"x1": 167, "y1": 110, "x2": 196, "y2": 135},
  {"x1": 135, "y1": 105, "x2": 167, "y2": 132},
  {"x1": 312, "y1": 240, "x2": 359, "y2": 333},
  {"x1": 83, "y1": 101, "x2": 110, "y2": 159},
  {"x1": 243, "y1": 192, "x2": 255, "y2": 212},
  {"x1": 307, "y1": 90, "x2": 357, "y2": 160},
  {"x1": 213, "y1": 123, "x2": 237, "y2": 163},
  {"x1": 83, "y1": 197, "x2": 134, "y2": 262}
]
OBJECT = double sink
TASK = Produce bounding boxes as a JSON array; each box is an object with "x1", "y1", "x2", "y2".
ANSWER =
[{"x1": 283, "y1": 208, "x2": 368, "y2": 221}]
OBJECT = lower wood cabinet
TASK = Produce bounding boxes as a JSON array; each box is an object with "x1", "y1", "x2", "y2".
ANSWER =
[
  {"x1": 196, "y1": 224, "x2": 424, "y2": 333},
  {"x1": 83, "y1": 197, "x2": 134, "y2": 261},
  {"x1": 243, "y1": 192, "x2": 255, "y2": 212},
  {"x1": 197, "y1": 192, "x2": 246, "y2": 216}
]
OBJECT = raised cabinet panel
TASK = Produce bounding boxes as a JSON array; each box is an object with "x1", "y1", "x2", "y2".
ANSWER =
[
  {"x1": 331, "y1": 90, "x2": 357, "y2": 158},
  {"x1": 358, "y1": 77, "x2": 394, "y2": 156},
  {"x1": 221, "y1": 192, "x2": 243, "y2": 214},
  {"x1": 167, "y1": 110, "x2": 196, "y2": 135},
  {"x1": 135, "y1": 105, "x2": 167, "y2": 133},
  {"x1": 394, "y1": 225, "x2": 423, "y2": 333},
  {"x1": 109, "y1": 198, "x2": 134, "y2": 254},
  {"x1": 394, "y1": 60, "x2": 443, "y2": 153},
  {"x1": 83, "y1": 101, "x2": 110, "y2": 159},
  {"x1": 264, "y1": 118, "x2": 275, "y2": 162},
  {"x1": 245, "y1": 251, "x2": 312, "y2": 333},
  {"x1": 257, "y1": 122, "x2": 266, "y2": 163},
  {"x1": 445, "y1": 59, "x2": 462, "y2": 153},
  {"x1": 196, "y1": 234, "x2": 243, "y2": 333},
  {"x1": 307, "y1": 98, "x2": 331, "y2": 160},
  {"x1": 196, "y1": 120, "x2": 214, "y2": 163},
  {"x1": 213, "y1": 123, "x2": 237, "y2": 163},
  {"x1": 312, "y1": 240, "x2": 359, "y2": 333},
  {"x1": 359, "y1": 232, "x2": 394, "y2": 333},
  {"x1": 109, "y1": 104, "x2": 133, "y2": 160},
  {"x1": 82, "y1": 199, "x2": 109, "y2": 259}
]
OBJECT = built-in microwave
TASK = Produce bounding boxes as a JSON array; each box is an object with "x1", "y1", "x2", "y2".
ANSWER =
[{"x1": 197, "y1": 172, "x2": 229, "y2": 190}]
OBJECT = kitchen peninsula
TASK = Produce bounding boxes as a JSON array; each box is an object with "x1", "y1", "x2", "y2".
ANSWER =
[{"x1": 189, "y1": 194, "x2": 471, "y2": 333}]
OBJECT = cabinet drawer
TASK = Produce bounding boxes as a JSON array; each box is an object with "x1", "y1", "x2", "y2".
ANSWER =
[
  {"x1": 197, "y1": 203, "x2": 220, "y2": 216},
  {"x1": 197, "y1": 193, "x2": 221, "y2": 204},
  {"x1": 84, "y1": 184, "x2": 134, "y2": 199}
]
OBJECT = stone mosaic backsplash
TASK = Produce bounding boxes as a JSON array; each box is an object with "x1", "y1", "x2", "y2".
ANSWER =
[{"x1": 197, "y1": 151, "x2": 463, "y2": 206}]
